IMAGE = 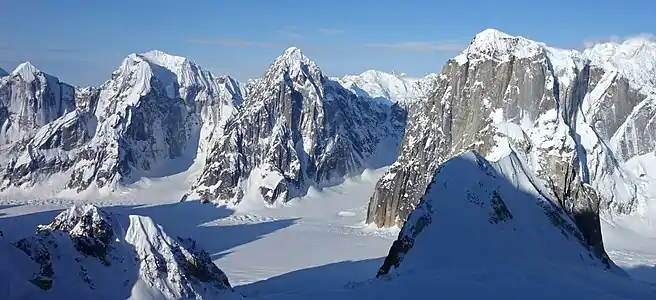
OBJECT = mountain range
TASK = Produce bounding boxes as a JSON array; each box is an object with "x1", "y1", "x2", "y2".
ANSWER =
[{"x1": 1, "y1": 28, "x2": 655, "y2": 298}]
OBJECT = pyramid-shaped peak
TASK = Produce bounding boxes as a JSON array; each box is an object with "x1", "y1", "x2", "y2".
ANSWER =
[
  {"x1": 275, "y1": 46, "x2": 314, "y2": 66},
  {"x1": 282, "y1": 46, "x2": 304, "y2": 58},
  {"x1": 11, "y1": 61, "x2": 43, "y2": 82},
  {"x1": 265, "y1": 46, "x2": 322, "y2": 80}
]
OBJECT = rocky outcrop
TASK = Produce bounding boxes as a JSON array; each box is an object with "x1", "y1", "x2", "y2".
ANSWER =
[
  {"x1": 188, "y1": 47, "x2": 406, "y2": 205},
  {"x1": 8, "y1": 204, "x2": 235, "y2": 299},
  {"x1": 367, "y1": 29, "x2": 656, "y2": 258},
  {"x1": 377, "y1": 151, "x2": 620, "y2": 278}
]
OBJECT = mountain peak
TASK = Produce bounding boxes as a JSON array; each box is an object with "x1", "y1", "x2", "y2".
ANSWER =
[
  {"x1": 264, "y1": 46, "x2": 323, "y2": 83},
  {"x1": 138, "y1": 49, "x2": 189, "y2": 70},
  {"x1": 473, "y1": 28, "x2": 515, "y2": 41},
  {"x1": 0, "y1": 67, "x2": 7, "y2": 77},
  {"x1": 11, "y1": 61, "x2": 42, "y2": 82},
  {"x1": 275, "y1": 46, "x2": 313, "y2": 67},
  {"x1": 455, "y1": 29, "x2": 544, "y2": 64}
]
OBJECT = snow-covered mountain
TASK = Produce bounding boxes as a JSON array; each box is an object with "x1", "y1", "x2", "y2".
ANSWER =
[
  {"x1": 187, "y1": 47, "x2": 407, "y2": 205},
  {"x1": 1, "y1": 205, "x2": 237, "y2": 300},
  {"x1": 336, "y1": 70, "x2": 433, "y2": 103},
  {"x1": 0, "y1": 62, "x2": 76, "y2": 152},
  {"x1": 0, "y1": 51, "x2": 244, "y2": 193},
  {"x1": 367, "y1": 29, "x2": 656, "y2": 259}
]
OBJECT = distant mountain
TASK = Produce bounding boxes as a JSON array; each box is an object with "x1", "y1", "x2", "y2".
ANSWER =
[
  {"x1": 187, "y1": 48, "x2": 407, "y2": 204},
  {"x1": 335, "y1": 70, "x2": 433, "y2": 103},
  {"x1": 0, "y1": 205, "x2": 237, "y2": 300},
  {"x1": 0, "y1": 67, "x2": 8, "y2": 77},
  {"x1": 367, "y1": 28, "x2": 656, "y2": 267}
]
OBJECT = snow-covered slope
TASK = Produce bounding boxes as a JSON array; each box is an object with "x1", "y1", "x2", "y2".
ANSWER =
[
  {"x1": 0, "y1": 51, "x2": 244, "y2": 193},
  {"x1": 336, "y1": 70, "x2": 431, "y2": 103},
  {"x1": 367, "y1": 28, "x2": 656, "y2": 259},
  {"x1": 329, "y1": 151, "x2": 656, "y2": 300},
  {"x1": 378, "y1": 151, "x2": 618, "y2": 276},
  {"x1": 188, "y1": 47, "x2": 407, "y2": 205},
  {"x1": 2, "y1": 204, "x2": 237, "y2": 300},
  {"x1": 0, "y1": 62, "x2": 76, "y2": 152}
]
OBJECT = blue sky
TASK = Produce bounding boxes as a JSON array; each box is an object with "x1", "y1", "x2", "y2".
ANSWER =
[{"x1": 0, "y1": 0, "x2": 653, "y2": 86}]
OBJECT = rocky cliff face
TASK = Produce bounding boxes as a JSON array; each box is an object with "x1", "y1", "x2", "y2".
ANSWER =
[
  {"x1": 0, "y1": 51, "x2": 243, "y2": 192},
  {"x1": 188, "y1": 48, "x2": 406, "y2": 205},
  {"x1": 367, "y1": 29, "x2": 656, "y2": 256},
  {"x1": 6, "y1": 204, "x2": 235, "y2": 299}
]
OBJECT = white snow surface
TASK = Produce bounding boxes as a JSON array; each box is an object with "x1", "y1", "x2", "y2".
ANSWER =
[
  {"x1": 1, "y1": 161, "x2": 656, "y2": 299},
  {"x1": 584, "y1": 37, "x2": 656, "y2": 96},
  {"x1": 336, "y1": 70, "x2": 427, "y2": 103}
]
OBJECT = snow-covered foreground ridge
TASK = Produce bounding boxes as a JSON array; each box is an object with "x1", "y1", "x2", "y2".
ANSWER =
[
  {"x1": 0, "y1": 204, "x2": 238, "y2": 300},
  {"x1": 260, "y1": 151, "x2": 656, "y2": 299}
]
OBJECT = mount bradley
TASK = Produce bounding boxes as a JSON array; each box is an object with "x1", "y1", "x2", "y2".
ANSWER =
[
  {"x1": 366, "y1": 29, "x2": 656, "y2": 264},
  {"x1": 187, "y1": 48, "x2": 406, "y2": 204}
]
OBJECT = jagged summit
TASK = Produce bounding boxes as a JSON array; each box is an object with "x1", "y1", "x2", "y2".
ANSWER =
[
  {"x1": 457, "y1": 28, "x2": 545, "y2": 63},
  {"x1": 11, "y1": 62, "x2": 45, "y2": 82},
  {"x1": 265, "y1": 46, "x2": 322, "y2": 82}
]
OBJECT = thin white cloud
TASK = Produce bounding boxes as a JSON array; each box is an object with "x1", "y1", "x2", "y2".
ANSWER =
[
  {"x1": 319, "y1": 28, "x2": 343, "y2": 35},
  {"x1": 363, "y1": 41, "x2": 465, "y2": 52},
  {"x1": 187, "y1": 39, "x2": 273, "y2": 47}
]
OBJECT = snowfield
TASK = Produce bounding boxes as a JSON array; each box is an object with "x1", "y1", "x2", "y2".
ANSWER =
[{"x1": 1, "y1": 162, "x2": 655, "y2": 299}]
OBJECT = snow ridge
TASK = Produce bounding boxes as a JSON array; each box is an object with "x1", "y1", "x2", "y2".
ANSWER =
[
  {"x1": 3, "y1": 204, "x2": 237, "y2": 300},
  {"x1": 378, "y1": 150, "x2": 620, "y2": 277}
]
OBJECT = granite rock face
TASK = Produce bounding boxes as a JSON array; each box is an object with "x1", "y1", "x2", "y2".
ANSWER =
[
  {"x1": 189, "y1": 48, "x2": 407, "y2": 204},
  {"x1": 367, "y1": 29, "x2": 656, "y2": 257}
]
